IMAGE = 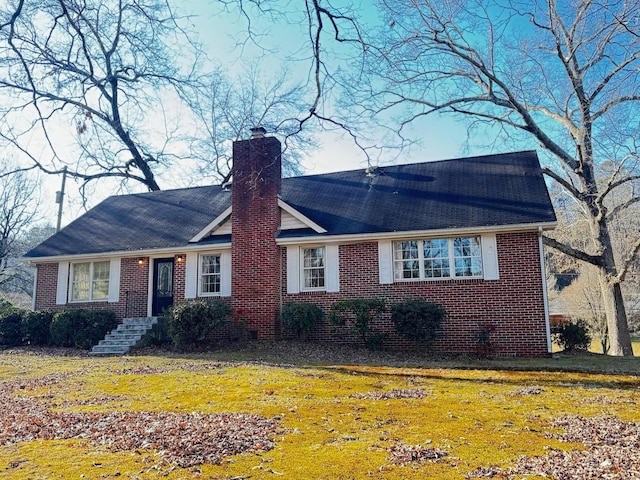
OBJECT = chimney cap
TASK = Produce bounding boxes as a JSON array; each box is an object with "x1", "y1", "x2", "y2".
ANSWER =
[{"x1": 250, "y1": 126, "x2": 267, "y2": 138}]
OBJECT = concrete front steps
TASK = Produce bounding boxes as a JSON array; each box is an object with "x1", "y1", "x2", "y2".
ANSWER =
[{"x1": 90, "y1": 317, "x2": 158, "y2": 356}]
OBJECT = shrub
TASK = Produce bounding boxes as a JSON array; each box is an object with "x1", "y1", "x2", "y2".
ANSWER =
[
  {"x1": 164, "y1": 300, "x2": 231, "y2": 350},
  {"x1": 551, "y1": 318, "x2": 591, "y2": 352},
  {"x1": 143, "y1": 315, "x2": 171, "y2": 347},
  {"x1": 329, "y1": 298, "x2": 386, "y2": 349},
  {"x1": 0, "y1": 307, "x2": 23, "y2": 346},
  {"x1": 22, "y1": 310, "x2": 54, "y2": 346},
  {"x1": 84, "y1": 310, "x2": 118, "y2": 348},
  {"x1": 365, "y1": 332, "x2": 389, "y2": 351},
  {"x1": 391, "y1": 298, "x2": 445, "y2": 343},
  {"x1": 280, "y1": 302, "x2": 324, "y2": 340},
  {"x1": 50, "y1": 309, "x2": 117, "y2": 349},
  {"x1": 474, "y1": 323, "x2": 498, "y2": 357}
]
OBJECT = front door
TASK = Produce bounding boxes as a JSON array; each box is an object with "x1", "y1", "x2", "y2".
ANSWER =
[{"x1": 152, "y1": 258, "x2": 174, "y2": 316}]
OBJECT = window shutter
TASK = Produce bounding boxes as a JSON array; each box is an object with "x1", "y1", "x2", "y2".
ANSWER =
[
  {"x1": 56, "y1": 261, "x2": 69, "y2": 305},
  {"x1": 286, "y1": 246, "x2": 300, "y2": 294},
  {"x1": 481, "y1": 233, "x2": 499, "y2": 280},
  {"x1": 325, "y1": 245, "x2": 340, "y2": 292},
  {"x1": 108, "y1": 259, "x2": 121, "y2": 302},
  {"x1": 378, "y1": 240, "x2": 394, "y2": 284},
  {"x1": 185, "y1": 253, "x2": 197, "y2": 298},
  {"x1": 221, "y1": 251, "x2": 232, "y2": 297}
]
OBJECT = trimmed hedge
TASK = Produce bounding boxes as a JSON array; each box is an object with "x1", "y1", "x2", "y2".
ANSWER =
[
  {"x1": 22, "y1": 310, "x2": 54, "y2": 346},
  {"x1": 280, "y1": 302, "x2": 324, "y2": 340},
  {"x1": 0, "y1": 308, "x2": 23, "y2": 346},
  {"x1": 162, "y1": 299, "x2": 231, "y2": 350},
  {"x1": 50, "y1": 309, "x2": 117, "y2": 349},
  {"x1": 391, "y1": 298, "x2": 446, "y2": 343},
  {"x1": 329, "y1": 298, "x2": 387, "y2": 349},
  {"x1": 551, "y1": 318, "x2": 591, "y2": 351}
]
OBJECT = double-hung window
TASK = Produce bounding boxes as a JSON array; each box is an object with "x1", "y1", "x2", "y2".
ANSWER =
[
  {"x1": 70, "y1": 261, "x2": 110, "y2": 301},
  {"x1": 393, "y1": 236, "x2": 482, "y2": 280},
  {"x1": 302, "y1": 247, "x2": 325, "y2": 290},
  {"x1": 199, "y1": 254, "x2": 221, "y2": 295}
]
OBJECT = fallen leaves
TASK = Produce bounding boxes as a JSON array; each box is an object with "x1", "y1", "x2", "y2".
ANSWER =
[
  {"x1": 466, "y1": 415, "x2": 640, "y2": 479},
  {"x1": 386, "y1": 441, "x2": 448, "y2": 466},
  {"x1": 350, "y1": 388, "x2": 427, "y2": 400},
  {"x1": 0, "y1": 375, "x2": 280, "y2": 468}
]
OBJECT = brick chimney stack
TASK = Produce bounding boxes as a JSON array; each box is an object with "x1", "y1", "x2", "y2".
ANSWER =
[{"x1": 231, "y1": 128, "x2": 282, "y2": 339}]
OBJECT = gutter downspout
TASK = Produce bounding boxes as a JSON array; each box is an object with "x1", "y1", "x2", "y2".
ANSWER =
[{"x1": 539, "y1": 226, "x2": 552, "y2": 354}]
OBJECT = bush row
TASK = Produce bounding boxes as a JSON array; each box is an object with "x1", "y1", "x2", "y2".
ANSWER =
[
  {"x1": 158, "y1": 297, "x2": 447, "y2": 352},
  {"x1": 0, "y1": 299, "x2": 117, "y2": 349},
  {"x1": 1, "y1": 296, "x2": 448, "y2": 352}
]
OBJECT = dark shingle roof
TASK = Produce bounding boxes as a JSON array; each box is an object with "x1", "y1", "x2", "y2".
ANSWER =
[{"x1": 25, "y1": 150, "x2": 556, "y2": 258}]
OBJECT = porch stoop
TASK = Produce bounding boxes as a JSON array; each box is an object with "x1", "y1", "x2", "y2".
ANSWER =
[{"x1": 90, "y1": 317, "x2": 158, "y2": 356}]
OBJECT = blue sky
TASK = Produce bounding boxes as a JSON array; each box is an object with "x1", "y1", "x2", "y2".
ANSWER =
[{"x1": 45, "y1": 1, "x2": 487, "y2": 226}]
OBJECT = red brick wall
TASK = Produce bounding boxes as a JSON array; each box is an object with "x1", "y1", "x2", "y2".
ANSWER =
[
  {"x1": 231, "y1": 135, "x2": 282, "y2": 340},
  {"x1": 281, "y1": 232, "x2": 549, "y2": 357},
  {"x1": 33, "y1": 258, "x2": 150, "y2": 321}
]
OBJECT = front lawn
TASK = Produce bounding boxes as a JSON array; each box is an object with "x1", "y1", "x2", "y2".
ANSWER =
[{"x1": 1, "y1": 344, "x2": 639, "y2": 479}]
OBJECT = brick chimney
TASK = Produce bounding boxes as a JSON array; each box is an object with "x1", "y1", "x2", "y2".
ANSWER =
[{"x1": 231, "y1": 128, "x2": 282, "y2": 339}]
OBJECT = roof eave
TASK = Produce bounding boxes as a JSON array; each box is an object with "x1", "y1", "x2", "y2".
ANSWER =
[
  {"x1": 20, "y1": 241, "x2": 233, "y2": 264},
  {"x1": 276, "y1": 221, "x2": 558, "y2": 245}
]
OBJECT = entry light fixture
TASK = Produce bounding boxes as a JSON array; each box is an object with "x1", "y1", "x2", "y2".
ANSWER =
[
  {"x1": 138, "y1": 258, "x2": 145, "y2": 266},
  {"x1": 176, "y1": 255, "x2": 184, "y2": 263}
]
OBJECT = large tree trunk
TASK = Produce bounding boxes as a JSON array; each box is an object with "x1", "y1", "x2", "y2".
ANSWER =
[
  {"x1": 594, "y1": 216, "x2": 634, "y2": 356},
  {"x1": 598, "y1": 270, "x2": 633, "y2": 356}
]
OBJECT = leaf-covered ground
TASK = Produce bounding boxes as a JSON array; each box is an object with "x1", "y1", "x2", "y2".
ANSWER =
[{"x1": 0, "y1": 344, "x2": 640, "y2": 479}]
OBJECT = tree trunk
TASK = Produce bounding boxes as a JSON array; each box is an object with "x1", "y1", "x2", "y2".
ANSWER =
[{"x1": 597, "y1": 269, "x2": 633, "y2": 356}]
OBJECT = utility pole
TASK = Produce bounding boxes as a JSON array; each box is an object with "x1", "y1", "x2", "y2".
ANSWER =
[{"x1": 55, "y1": 166, "x2": 67, "y2": 232}]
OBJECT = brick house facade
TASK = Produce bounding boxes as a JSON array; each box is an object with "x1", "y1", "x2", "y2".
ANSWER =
[{"x1": 26, "y1": 132, "x2": 556, "y2": 356}]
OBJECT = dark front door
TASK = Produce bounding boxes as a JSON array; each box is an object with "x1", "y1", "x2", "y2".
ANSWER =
[{"x1": 152, "y1": 258, "x2": 174, "y2": 316}]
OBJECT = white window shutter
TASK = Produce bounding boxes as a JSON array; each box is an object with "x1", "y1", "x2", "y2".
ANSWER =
[
  {"x1": 378, "y1": 240, "x2": 394, "y2": 284},
  {"x1": 221, "y1": 251, "x2": 232, "y2": 297},
  {"x1": 56, "y1": 261, "x2": 69, "y2": 305},
  {"x1": 481, "y1": 233, "x2": 499, "y2": 280},
  {"x1": 108, "y1": 259, "x2": 121, "y2": 302},
  {"x1": 185, "y1": 253, "x2": 197, "y2": 298},
  {"x1": 325, "y1": 245, "x2": 340, "y2": 292},
  {"x1": 286, "y1": 246, "x2": 300, "y2": 294}
]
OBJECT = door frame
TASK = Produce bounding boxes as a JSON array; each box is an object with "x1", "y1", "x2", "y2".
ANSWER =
[{"x1": 149, "y1": 257, "x2": 175, "y2": 317}]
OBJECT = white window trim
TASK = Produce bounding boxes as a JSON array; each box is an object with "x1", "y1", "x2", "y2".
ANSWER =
[
  {"x1": 392, "y1": 236, "x2": 484, "y2": 282},
  {"x1": 287, "y1": 244, "x2": 339, "y2": 294},
  {"x1": 198, "y1": 253, "x2": 223, "y2": 297},
  {"x1": 300, "y1": 245, "x2": 326, "y2": 292},
  {"x1": 69, "y1": 260, "x2": 111, "y2": 303},
  {"x1": 186, "y1": 251, "x2": 231, "y2": 298}
]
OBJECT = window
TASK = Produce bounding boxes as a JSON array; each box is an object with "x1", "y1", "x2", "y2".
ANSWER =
[
  {"x1": 393, "y1": 237, "x2": 482, "y2": 280},
  {"x1": 302, "y1": 247, "x2": 325, "y2": 290},
  {"x1": 199, "y1": 254, "x2": 221, "y2": 295},
  {"x1": 70, "y1": 261, "x2": 110, "y2": 301}
]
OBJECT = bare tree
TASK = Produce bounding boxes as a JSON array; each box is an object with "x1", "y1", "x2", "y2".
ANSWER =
[
  {"x1": 353, "y1": 0, "x2": 640, "y2": 355},
  {"x1": 0, "y1": 169, "x2": 40, "y2": 287},
  {"x1": 0, "y1": 0, "x2": 203, "y2": 193},
  {"x1": 185, "y1": 64, "x2": 317, "y2": 183}
]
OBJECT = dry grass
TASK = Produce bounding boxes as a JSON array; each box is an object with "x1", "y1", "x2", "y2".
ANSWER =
[{"x1": 0, "y1": 343, "x2": 639, "y2": 479}]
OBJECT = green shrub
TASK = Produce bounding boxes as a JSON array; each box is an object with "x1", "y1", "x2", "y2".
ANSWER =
[
  {"x1": 551, "y1": 318, "x2": 591, "y2": 351},
  {"x1": 0, "y1": 298, "x2": 15, "y2": 316},
  {"x1": 50, "y1": 309, "x2": 117, "y2": 349},
  {"x1": 391, "y1": 298, "x2": 446, "y2": 343},
  {"x1": 0, "y1": 308, "x2": 23, "y2": 346},
  {"x1": 365, "y1": 332, "x2": 389, "y2": 351},
  {"x1": 329, "y1": 298, "x2": 386, "y2": 349},
  {"x1": 84, "y1": 310, "x2": 118, "y2": 348},
  {"x1": 22, "y1": 310, "x2": 54, "y2": 346},
  {"x1": 143, "y1": 315, "x2": 171, "y2": 347},
  {"x1": 164, "y1": 300, "x2": 231, "y2": 350},
  {"x1": 280, "y1": 302, "x2": 324, "y2": 340}
]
